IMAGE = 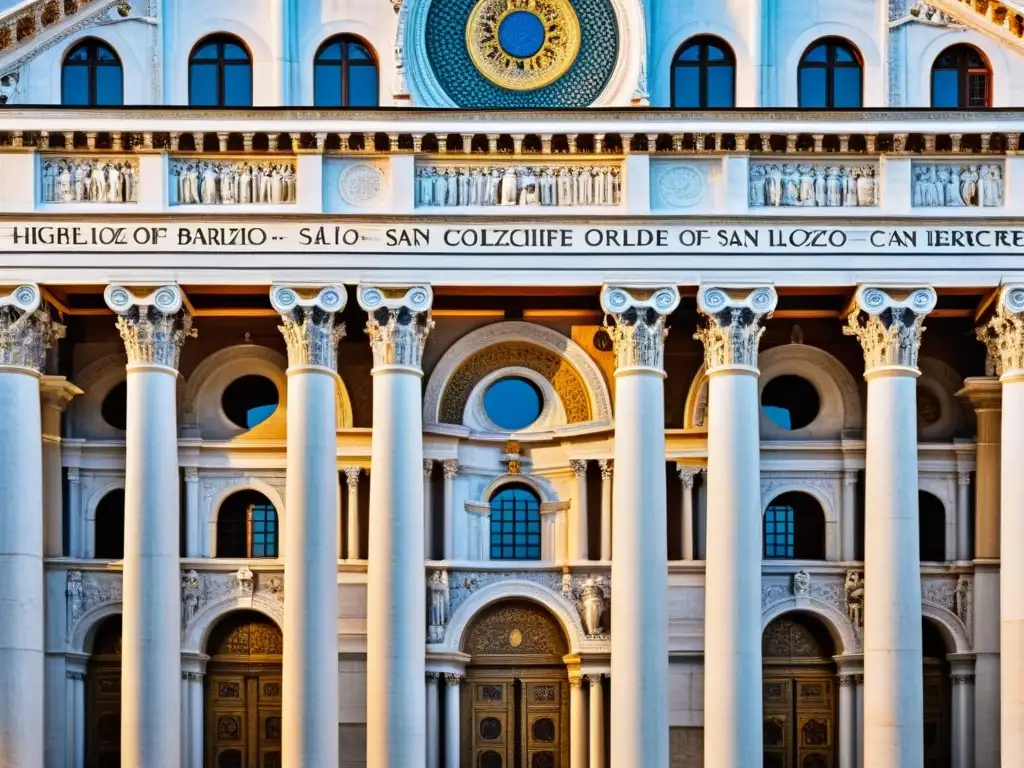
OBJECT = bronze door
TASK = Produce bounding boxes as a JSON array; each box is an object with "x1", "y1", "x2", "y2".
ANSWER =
[
  {"x1": 467, "y1": 673, "x2": 567, "y2": 768},
  {"x1": 763, "y1": 675, "x2": 836, "y2": 768},
  {"x1": 206, "y1": 672, "x2": 282, "y2": 768}
]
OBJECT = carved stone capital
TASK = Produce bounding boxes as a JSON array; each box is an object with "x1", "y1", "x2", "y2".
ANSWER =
[
  {"x1": 66, "y1": 671, "x2": 85, "y2": 681},
  {"x1": 442, "y1": 459, "x2": 459, "y2": 480},
  {"x1": 569, "y1": 459, "x2": 588, "y2": 478},
  {"x1": 426, "y1": 671, "x2": 441, "y2": 682},
  {"x1": 598, "y1": 459, "x2": 612, "y2": 479},
  {"x1": 951, "y1": 674, "x2": 975, "y2": 685},
  {"x1": 569, "y1": 676, "x2": 584, "y2": 689},
  {"x1": 444, "y1": 673, "x2": 464, "y2": 687},
  {"x1": 677, "y1": 465, "x2": 701, "y2": 490},
  {"x1": 270, "y1": 285, "x2": 347, "y2": 371},
  {"x1": 843, "y1": 286, "x2": 936, "y2": 373},
  {"x1": 978, "y1": 284, "x2": 1024, "y2": 377},
  {"x1": 106, "y1": 285, "x2": 194, "y2": 369},
  {"x1": 0, "y1": 284, "x2": 65, "y2": 372},
  {"x1": 67, "y1": 467, "x2": 81, "y2": 483},
  {"x1": 600, "y1": 285, "x2": 680, "y2": 373},
  {"x1": 343, "y1": 466, "x2": 361, "y2": 488},
  {"x1": 184, "y1": 467, "x2": 199, "y2": 483},
  {"x1": 423, "y1": 459, "x2": 434, "y2": 477},
  {"x1": 694, "y1": 286, "x2": 777, "y2": 372},
  {"x1": 357, "y1": 285, "x2": 434, "y2": 371},
  {"x1": 587, "y1": 673, "x2": 605, "y2": 688}
]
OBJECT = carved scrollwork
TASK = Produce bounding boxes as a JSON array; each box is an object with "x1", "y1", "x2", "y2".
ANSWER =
[
  {"x1": 978, "y1": 284, "x2": 1024, "y2": 376},
  {"x1": 0, "y1": 283, "x2": 64, "y2": 371},
  {"x1": 600, "y1": 286, "x2": 680, "y2": 373},
  {"x1": 844, "y1": 286, "x2": 936, "y2": 372},
  {"x1": 271, "y1": 285, "x2": 348, "y2": 371},
  {"x1": 358, "y1": 285, "x2": 434, "y2": 371},
  {"x1": 104, "y1": 284, "x2": 195, "y2": 369},
  {"x1": 695, "y1": 286, "x2": 777, "y2": 371}
]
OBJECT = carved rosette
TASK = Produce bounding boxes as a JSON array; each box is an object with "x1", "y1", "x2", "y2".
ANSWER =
[
  {"x1": 694, "y1": 286, "x2": 777, "y2": 372},
  {"x1": 977, "y1": 284, "x2": 1024, "y2": 377},
  {"x1": 0, "y1": 283, "x2": 65, "y2": 372},
  {"x1": 599, "y1": 286, "x2": 681, "y2": 373},
  {"x1": 357, "y1": 285, "x2": 434, "y2": 371},
  {"x1": 270, "y1": 285, "x2": 347, "y2": 371},
  {"x1": 104, "y1": 284, "x2": 195, "y2": 369},
  {"x1": 843, "y1": 286, "x2": 937, "y2": 373}
]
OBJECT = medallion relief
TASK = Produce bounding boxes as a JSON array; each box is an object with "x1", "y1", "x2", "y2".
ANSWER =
[
  {"x1": 338, "y1": 163, "x2": 386, "y2": 208},
  {"x1": 657, "y1": 166, "x2": 705, "y2": 209}
]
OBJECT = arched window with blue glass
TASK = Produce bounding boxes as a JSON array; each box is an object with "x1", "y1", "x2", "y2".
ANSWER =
[
  {"x1": 188, "y1": 34, "x2": 252, "y2": 107},
  {"x1": 931, "y1": 44, "x2": 991, "y2": 108},
  {"x1": 798, "y1": 37, "x2": 862, "y2": 108},
  {"x1": 314, "y1": 35, "x2": 379, "y2": 107},
  {"x1": 217, "y1": 490, "x2": 279, "y2": 558},
  {"x1": 489, "y1": 484, "x2": 542, "y2": 560},
  {"x1": 62, "y1": 38, "x2": 123, "y2": 106},
  {"x1": 671, "y1": 35, "x2": 735, "y2": 108},
  {"x1": 763, "y1": 492, "x2": 826, "y2": 560}
]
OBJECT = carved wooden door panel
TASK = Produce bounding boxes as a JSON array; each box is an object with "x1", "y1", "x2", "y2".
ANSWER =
[
  {"x1": 86, "y1": 665, "x2": 121, "y2": 768},
  {"x1": 521, "y1": 678, "x2": 564, "y2": 768},
  {"x1": 923, "y1": 663, "x2": 950, "y2": 768},
  {"x1": 469, "y1": 677, "x2": 515, "y2": 767},
  {"x1": 763, "y1": 676, "x2": 795, "y2": 768},
  {"x1": 207, "y1": 673, "x2": 282, "y2": 768},
  {"x1": 763, "y1": 675, "x2": 835, "y2": 768}
]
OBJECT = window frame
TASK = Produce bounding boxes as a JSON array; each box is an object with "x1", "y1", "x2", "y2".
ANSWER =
[
  {"x1": 188, "y1": 34, "x2": 253, "y2": 108},
  {"x1": 313, "y1": 34, "x2": 379, "y2": 108},
  {"x1": 930, "y1": 44, "x2": 992, "y2": 109},
  {"x1": 797, "y1": 37, "x2": 863, "y2": 109},
  {"x1": 217, "y1": 499, "x2": 279, "y2": 559},
  {"x1": 670, "y1": 35, "x2": 736, "y2": 109},
  {"x1": 61, "y1": 37, "x2": 123, "y2": 106},
  {"x1": 488, "y1": 484, "x2": 542, "y2": 561}
]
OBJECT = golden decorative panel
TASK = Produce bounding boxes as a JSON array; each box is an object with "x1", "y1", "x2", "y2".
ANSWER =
[
  {"x1": 466, "y1": 0, "x2": 581, "y2": 91},
  {"x1": 209, "y1": 615, "x2": 284, "y2": 657},
  {"x1": 464, "y1": 602, "x2": 568, "y2": 657},
  {"x1": 440, "y1": 341, "x2": 591, "y2": 425}
]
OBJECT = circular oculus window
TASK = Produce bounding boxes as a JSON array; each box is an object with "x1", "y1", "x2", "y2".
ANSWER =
[
  {"x1": 222, "y1": 375, "x2": 279, "y2": 430},
  {"x1": 761, "y1": 375, "x2": 821, "y2": 431},
  {"x1": 101, "y1": 381, "x2": 128, "y2": 431},
  {"x1": 483, "y1": 376, "x2": 544, "y2": 431}
]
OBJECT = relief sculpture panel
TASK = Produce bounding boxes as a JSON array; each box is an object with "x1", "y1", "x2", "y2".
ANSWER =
[
  {"x1": 416, "y1": 163, "x2": 621, "y2": 207},
  {"x1": 749, "y1": 163, "x2": 878, "y2": 208}
]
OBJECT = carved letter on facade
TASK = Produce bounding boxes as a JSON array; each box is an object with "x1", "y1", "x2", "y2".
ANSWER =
[
  {"x1": 104, "y1": 285, "x2": 195, "y2": 369},
  {"x1": 0, "y1": 283, "x2": 65, "y2": 371},
  {"x1": 599, "y1": 286, "x2": 681, "y2": 373},
  {"x1": 270, "y1": 285, "x2": 348, "y2": 371},
  {"x1": 694, "y1": 286, "x2": 778, "y2": 371},
  {"x1": 357, "y1": 285, "x2": 434, "y2": 371},
  {"x1": 843, "y1": 286, "x2": 937, "y2": 372}
]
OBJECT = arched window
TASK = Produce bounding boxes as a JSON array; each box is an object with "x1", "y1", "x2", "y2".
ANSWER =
[
  {"x1": 62, "y1": 38, "x2": 123, "y2": 106},
  {"x1": 931, "y1": 44, "x2": 991, "y2": 108},
  {"x1": 94, "y1": 489, "x2": 125, "y2": 559},
  {"x1": 919, "y1": 491, "x2": 946, "y2": 562},
  {"x1": 489, "y1": 484, "x2": 542, "y2": 560},
  {"x1": 763, "y1": 492, "x2": 826, "y2": 560},
  {"x1": 314, "y1": 35, "x2": 379, "y2": 107},
  {"x1": 798, "y1": 37, "x2": 862, "y2": 108},
  {"x1": 189, "y1": 34, "x2": 252, "y2": 107},
  {"x1": 216, "y1": 490, "x2": 279, "y2": 558},
  {"x1": 671, "y1": 36, "x2": 735, "y2": 108}
]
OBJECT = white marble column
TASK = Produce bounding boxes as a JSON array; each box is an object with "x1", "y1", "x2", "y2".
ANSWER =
[
  {"x1": 588, "y1": 674, "x2": 606, "y2": 768},
  {"x1": 180, "y1": 667, "x2": 205, "y2": 768},
  {"x1": 426, "y1": 672, "x2": 440, "y2": 768},
  {"x1": 841, "y1": 469, "x2": 858, "y2": 561},
  {"x1": 424, "y1": 460, "x2": 434, "y2": 558},
  {"x1": 601, "y1": 285, "x2": 680, "y2": 768},
  {"x1": 0, "y1": 285, "x2": 61, "y2": 768},
  {"x1": 570, "y1": 675, "x2": 587, "y2": 768},
  {"x1": 677, "y1": 466, "x2": 700, "y2": 561},
  {"x1": 838, "y1": 675, "x2": 857, "y2": 768},
  {"x1": 106, "y1": 283, "x2": 193, "y2": 768},
  {"x1": 359, "y1": 284, "x2": 434, "y2": 768},
  {"x1": 344, "y1": 466, "x2": 361, "y2": 560},
  {"x1": 844, "y1": 285, "x2": 936, "y2": 768},
  {"x1": 955, "y1": 472, "x2": 971, "y2": 561},
  {"x1": 271, "y1": 284, "x2": 347, "y2": 768},
  {"x1": 67, "y1": 467, "x2": 83, "y2": 557},
  {"x1": 443, "y1": 674, "x2": 462, "y2": 768},
  {"x1": 978, "y1": 284, "x2": 1024, "y2": 760},
  {"x1": 183, "y1": 467, "x2": 201, "y2": 557},
  {"x1": 950, "y1": 670, "x2": 975, "y2": 768},
  {"x1": 40, "y1": 377, "x2": 81, "y2": 557},
  {"x1": 65, "y1": 665, "x2": 86, "y2": 768},
  {"x1": 696, "y1": 285, "x2": 777, "y2": 768},
  {"x1": 570, "y1": 459, "x2": 589, "y2": 561},
  {"x1": 442, "y1": 459, "x2": 458, "y2": 560},
  {"x1": 598, "y1": 460, "x2": 612, "y2": 561}
]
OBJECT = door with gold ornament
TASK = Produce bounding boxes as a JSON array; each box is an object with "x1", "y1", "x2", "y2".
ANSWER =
[{"x1": 204, "y1": 611, "x2": 283, "y2": 768}]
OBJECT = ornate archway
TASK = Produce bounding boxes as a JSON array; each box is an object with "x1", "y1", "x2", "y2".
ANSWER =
[
  {"x1": 204, "y1": 611, "x2": 283, "y2": 768},
  {"x1": 86, "y1": 615, "x2": 122, "y2": 768}
]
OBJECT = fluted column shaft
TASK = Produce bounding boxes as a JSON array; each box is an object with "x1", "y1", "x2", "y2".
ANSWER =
[
  {"x1": 105, "y1": 284, "x2": 193, "y2": 768},
  {"x1": 845, "y1": 286, "x2": 936, "y2": 768},
  {"x1": 0, "y1": 285, "x2": 60, "y2": 768},
  {"x1": 344, "y1": 467, "x2": 361, "y2": 560},
  {"x1": 601, "y1": 285, "x2": 680, "y2": 768},
  {"x1": 570, "y1": 460, "x2": 589, "y2": 560},
  {"x1": 272, "y1": 285, "x2": 347, "y2": 768},
  {"x1": 443, "y1": 674, "x2": 461, "y2": 768},
  {"x1": 588, "y1": 675, "x2": 606, "y2": 768},
  {"x1": 360, "y1": 285, "x2": 434, "y2": 768},
  {"x1": 598, "y1": 461, "x2": 612, "y2": 560},
  {"x1": 697, "y1": 285, "x2": 777, "y2": 768}
]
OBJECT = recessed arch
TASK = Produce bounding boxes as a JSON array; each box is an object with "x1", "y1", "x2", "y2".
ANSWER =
[
  {"x1": 763, "y1": 492, "x2": 827, "y2": 561},
  {"x1": 670, "y1": 34, "x2": 736, "y2": 108},
  {"x1": 313, "y1": 33, "x2": 379, "y2": 107},
  {"x1": 216, "y1": 490, "x2": 280, "y2": 559},
  {"x1": 931, "y1": 43, "x2": 991, "y2": 108},
  {"x1": 94, "y1": 488, "x2": 125, "y2": 560},
  {"x1": 917, "y1": 30, "x2": 1010, "y2": 108},
  {"x1": 783, "y1": 23, "x2": 881, "y2": 107},
  {"x1": 798, "y1": 36, "x2": 863, "y2": 108},
  {"x1": 761, "y1": 600, "x2": 858, "y2": 656},
  {"x1": 206, "y1": 477, "x2": 286, "y2": 559},
  {"x1": 919, "y1": 491, "x2": 947, "y2": 562},
  {"x1": 62, "y1": 37, "x2": 122, "y2": 106},
  {"x1": 462, "y1": 597, "x2": 570, "y2": 658},
  {"x1": 188, "y1": 32, "x2": 253, "y2": 107},
  {"x1": 183, "y1": 592, "x2": 285, "y2": 655}
]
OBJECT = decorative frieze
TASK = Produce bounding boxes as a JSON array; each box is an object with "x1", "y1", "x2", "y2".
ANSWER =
[
  {"x1": 599, "y1": 286, "x2": 681, "y2": 373},
  {"x1": 41, "y1": 157, "x2": 139, "y2": 203},
  {"x1": 104, "y1": 285, "x2": 195, "y2": 370},
  {"x1": 0, "y1": 283, "x2": 64, "y2": 371},
  {"x1": 416, "y1": 164, "x2": 621, "y2": 207},
  {"x1": 977, "y1": 284, "x2": 1024, "y2": 376},
  {"x1": 912, "y1": 163, "x2": 1004, "y2": 207},
  {"x1": 749, "y1": 163, "x2": 878, "y2": 208},
  {"x1": 843, "y1": 286, "x2": 937, "y2": 372},
  {"x1": 357, "y1": 285, "x2": 434, "y2": 370},
  {"x1": 269, "y1": 285, "x2": 347, "y2": 371},
  {"x1": 172, "y1": 159, "x2": 297, "y2": 205},
  {"x1": 694, "y1": 286, "x2": 777, "y2": 371}
]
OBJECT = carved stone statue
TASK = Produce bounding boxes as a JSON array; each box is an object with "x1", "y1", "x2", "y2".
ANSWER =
[
  {"x1": 561, "y1": 572, "x2": 574, "y2": 598},
  {"x1": 913, "y1": 163, "x2": 1003, "y2": 207},
  {"x1": 954, "y1": 574, "x2": 973, "y2": 629},
  {"x1": 845, "y1": 570, "x2": 864, "y2": 628},
  {"x1": 66, "y1": 570, "x2": 84, "y2": 631},
  {"x1": 416, "y1": 164, "x2": 621, "y2": 208},
  {"x1": 427, "y1": 570, "x2": 450, "y2": 643},
  {"x1": 750, "y1": 163, "x2": 878, "y2": 208},
  {"x1": 171, "y1": 160, "x2": 297, "y2": 206},
  {"x1": 578, "y1": 577, "x2": 606, "y2": 635},
  {"x1": 181, "y1": 570, "x2": 201, "y2": 627},
  {"x1": 235, "y1": 565, "x2": 255, "y2": 595},
  {"x1": 792, "y1": 570, "x2": 811, "y2": 597},
  {"x1": 43, "y1": 158, "x2": 139, "y2": 204}
]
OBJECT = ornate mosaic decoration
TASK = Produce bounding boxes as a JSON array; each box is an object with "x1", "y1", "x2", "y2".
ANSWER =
[{"x1": 466, "y1": 0, "x2": 581, "y2": 91}]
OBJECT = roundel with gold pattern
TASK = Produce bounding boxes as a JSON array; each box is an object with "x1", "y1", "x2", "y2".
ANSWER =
[{"x1": 426, "y1": 0, "x2": 619, "y2": 108}]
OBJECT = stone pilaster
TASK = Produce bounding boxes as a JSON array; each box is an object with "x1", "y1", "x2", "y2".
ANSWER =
[
  {"x1": 598, "y1": 460, "x2": 612, "y2": 561},
  {"x1": 844, "y1": 285, "x2": 936, "y2": 768},
  {"x1": 344, "y1": 466, "x2": 362, "y2": 560},
  {"x1": 601, "y1": 285, "x2": 680, "y2": 768},
  {"x1": 443, "y1": 674, "x2": 463, "y2": 768},
  {"x1": 569, "y1": 459, "x2": 589, "y2": 561},
  {"x1": 0, "y1": 283, "x2": 63, "y2": 768},
  {"x1": 358, "y1": 285, "x2": 433, "y2": 768},
  {"x1": 677, "y1": 466, "x2": 701, "y2": 561},
  {"x1": 696, "y1": 285, "x2": 776, "y2": 768},
  {"x1": 442, "y1": 459, "x2": 459, "y2": 559},
  {"x1": 588, "y1": 674, "x2": 606, "y2": 768},
  {"x1": 104, "y1": 284, "x2": 193, "y2": 768},
  {"x1": 271, "y1": 284, "x2": 347, "y2": 768}
]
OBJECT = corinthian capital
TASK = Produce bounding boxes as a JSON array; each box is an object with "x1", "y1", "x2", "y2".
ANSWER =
[
  {"x1": 270, "y1": 285, "x2": 347, "y2": 371},
  {"x1": 357, "y1": 285, "x2": 434, "y2": 371},
  {"x1": 104, "y1": 285, "x2": 194, "y2": 369},
  {"x1": 843, "y1": 286, "x2": 936, "y2": 373},
  {"x1": 0, "y1": 284, "x2": 65, "y2": 372},
  {"x1": 977, "y1": 285, "x2": 1024, "y2": 378},
  {"x1": 600, "y1": 285, "x2": 681, "y2": 373},
  {"x1": 694, "y1": 286, "x2": 777, "y2": 372}
]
